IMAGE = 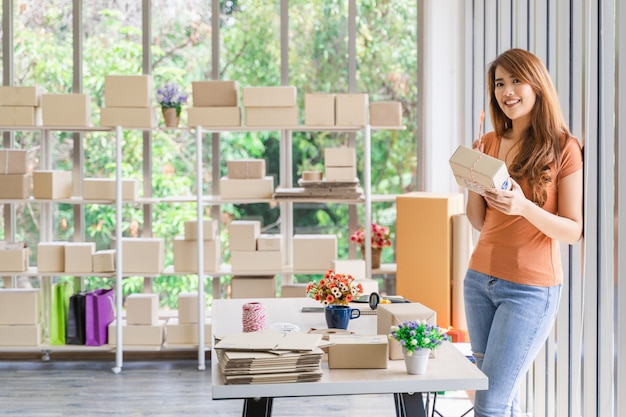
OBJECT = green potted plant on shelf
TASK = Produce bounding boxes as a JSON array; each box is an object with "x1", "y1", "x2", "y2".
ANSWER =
[{"x1": 157, "y1": 82, "x2": 188, "y2": 128}]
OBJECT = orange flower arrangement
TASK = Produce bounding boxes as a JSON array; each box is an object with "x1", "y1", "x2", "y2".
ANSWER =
[{"x1": 306, "y1": 270, "x2": 364, "y2": 306}]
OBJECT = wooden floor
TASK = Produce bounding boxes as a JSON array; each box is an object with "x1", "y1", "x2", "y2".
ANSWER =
[{"x1": 0, "y1": 357, "x2": 474, "y2": 417}]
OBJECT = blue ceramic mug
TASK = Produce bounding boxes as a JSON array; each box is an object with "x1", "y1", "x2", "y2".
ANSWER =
[{"x1": 325, "y1": 305, "x2": 361, "y2": 330}]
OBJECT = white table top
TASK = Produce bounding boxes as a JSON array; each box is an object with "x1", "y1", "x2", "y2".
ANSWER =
[{"x1": 211, "y1": 298, "x2": 488, "y2": 400}]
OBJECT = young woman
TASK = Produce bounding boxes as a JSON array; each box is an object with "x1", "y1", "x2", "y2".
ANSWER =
[{"x1": 464, "y1": 48, "x2": 583, "y2": 417}]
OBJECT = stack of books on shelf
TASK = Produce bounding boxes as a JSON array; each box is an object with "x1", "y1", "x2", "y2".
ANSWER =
[{"x1": 214, "y1": 330, "x2": 324, "y2": 385}]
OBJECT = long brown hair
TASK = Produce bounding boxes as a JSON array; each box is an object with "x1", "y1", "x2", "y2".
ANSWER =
[{"x1": 487, "y1": 48, "x2": 570, "y2": 206}]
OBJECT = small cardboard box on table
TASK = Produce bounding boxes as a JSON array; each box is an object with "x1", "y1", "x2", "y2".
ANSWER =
[
  {"x1": 449, "y1": 145, "x2": 512, "y2": 194},
  {"x1": 395, "y1": 192, "x2": 464, "y2": 329},
  {"x1": 376, "y1": 302, "x2": 437, "y2": 360},
  {"x1": 328, "y1": 334, "x2": 389, "y2": 369}
]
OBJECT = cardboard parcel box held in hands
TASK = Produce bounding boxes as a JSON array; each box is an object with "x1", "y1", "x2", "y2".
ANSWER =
[{"x1": 449, "y1": 145, "x2": 512, "y2": 195}]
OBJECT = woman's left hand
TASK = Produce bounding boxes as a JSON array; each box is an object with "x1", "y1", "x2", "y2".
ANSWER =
[{"x1": 483, "y1": 178, "x2": 528, "y2": 216}]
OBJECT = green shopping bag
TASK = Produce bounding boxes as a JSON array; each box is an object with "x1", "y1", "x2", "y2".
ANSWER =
[{"x1": 50, "y1": 281, "x2": 73, "y2": 345}]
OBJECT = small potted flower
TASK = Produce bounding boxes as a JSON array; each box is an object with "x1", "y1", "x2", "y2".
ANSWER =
[
  {"x1": 156, "y1": 82, "x2": 188, "y2": 127},
  {"x1": 389, "y1": 320, "x2": 449, "y2": 374},
  {"x1": 349, "y1": 223, "x2": 392, "y2": 269},
  {"x1": 306, "y1": 270, "x2": 364, "y2": 329}
]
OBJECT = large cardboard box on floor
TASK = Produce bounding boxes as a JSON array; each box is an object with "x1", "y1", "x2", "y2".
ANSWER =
[
  {"x1": 0, "y1": 174, "x2": 29, "y2": 199},
  {"x1": 396, "y1": 192, "x2": 464, "y2": 329},
  {"x1": 42, "y1": 94, "x2": 91, "y2": 127},
  {"x1": 121, "y1": 238, "x2": 164, "y2": 274},
  {"x1": 32, "y1": 170, "x2": 73, "y2": 199},
  {"x1": 104, "y1": 75, "x2": 153, "y2": 108},
  {"x1": 0, "y1": 289, "x2": 42, "y2": 325},
  {"x1": 304, "y1": 93, "x2": 336, "y2": 126},
  {"x1": 0, "y1": 106, "x2": 42, "y2": 126},
  {"x1": 64, "y1": 242, "x2": 96, "y2": 273},
  {"x1": 293, "y1": 234, "x2": 337, "y2": 272},
  {"x1": 37, "y1": 242, "x2": 67, "y2": 273},
  {"x1": 230, "y1": 250, "x2": 283, "y2": 272},
  {"x1": 376, "y1": 302, "x2": 437, "y2": 360},
  {"x1": 187, "y1": 106, "x2": 241, "y2": 127},
  {"x1": 192, "y1": 81, "x2": 239, "y2": 107},
  {"x1": 242, "y1": 86, "x2": 297, "y2": 107},
  {"x1": 328, "y1": 335, "x2": 389, "y2": 369},
  {"x1": 108, "y1": 319, "x2": 165, "y2": 346},
  {"x1": 173, "y1": 237, "x2": 221, "y2": 273},
  {"x1": 165, "y1": 317, "x2": 212, "y2": 345},
  {"x1": 0, "y1": 324, "x2": 42, "y2": 346},
  {"x1": 230, "y1": 276, "x2": 276, "y2": 298},
  {"x1": 219, "y1": 177, "x2": 274, "y2": 200},
  {"x1": 126, "y1": 293, "x2": 159, "y2": 325},
  {"x1": 0, "y1": 86, "x2": 45, "y2": 106},
  {"x1": 0, "y1": 149, "x2": 27, "y2": 174},
  {"x1": 0, "y1": 242, "x2": 29, "y2": 272}
]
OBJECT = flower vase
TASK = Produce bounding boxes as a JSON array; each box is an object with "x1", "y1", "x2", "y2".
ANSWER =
[
  {"x1": 403, "y1": 348, "x2": 430, "y2": 375},
  {"x1": 324, "y1": 305, "x2": 361, "y2": 330},
  {"x1": 360, "y1": 246, "x2": 382, "y2": 269},
  {"x1": 162, "y1": 107, "x2": 180, "y2": 128}
]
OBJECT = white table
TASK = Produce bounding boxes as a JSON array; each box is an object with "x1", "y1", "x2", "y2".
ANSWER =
[{"x1": 211, "y1": 298, "x2": 487, "y2": 417}]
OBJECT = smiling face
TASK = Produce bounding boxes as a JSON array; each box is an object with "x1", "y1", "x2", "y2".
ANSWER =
[{"x1": 494, "y1": 65, "x2": 537, "y2": 129}]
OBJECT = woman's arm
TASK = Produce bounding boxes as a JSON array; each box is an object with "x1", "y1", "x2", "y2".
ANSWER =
[{"x1": 466, "y1": 190, "x2": 488, "y2": 231}]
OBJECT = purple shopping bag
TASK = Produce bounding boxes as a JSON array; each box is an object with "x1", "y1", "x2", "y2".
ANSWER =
[{"x1": 85, "y1": 288, "x2": 116, "y2": 346}]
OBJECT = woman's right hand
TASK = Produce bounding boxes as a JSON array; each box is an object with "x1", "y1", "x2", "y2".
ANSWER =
[{"x1": 472, "y1": 139, "x2": 484, "y2": 152}]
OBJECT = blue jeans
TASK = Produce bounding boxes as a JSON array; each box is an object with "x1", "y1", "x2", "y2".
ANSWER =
[{"x1": 464, "y1": 269, "x2": 562, "y2": 417}]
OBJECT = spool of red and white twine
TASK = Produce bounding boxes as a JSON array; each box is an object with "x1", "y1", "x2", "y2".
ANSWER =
[{"x1": 242, "y1": 302, "x2": 267, "y2": 332}]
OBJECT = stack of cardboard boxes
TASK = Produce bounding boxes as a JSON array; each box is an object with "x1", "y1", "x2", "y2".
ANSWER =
[
  {"x1": 173, "y1": 219, "x2": 221, "y2": 273},
  {"x1": 220, "y1": 158, "x2": 274, "y2": 199},
  {"x1": 0, "y1": 86, "x2": 44, "y2": 126},
  {"x1": 0, "y1": 149, "x2": 29, "y2": 199},
  {"x1": 324, "y1": 147, "x2": 357, "y2": 181},
  {"x1": 100, "y1": 75, "x2": 156, "y2": 128},
  {"x1": 187, "y1": 81, "x2": 241, "y2": 127},
  {"x1": 0, "y1": 289, "x2": 43, "y2": 346},
  {"x1": 304, "y1": 93, "x2": 370, "y2": 126},
  {"x1": 165, "y1": 293, "x2": 212, "y2": 346},
  {"x1": 243, "y1": 86, "x2": 299, "y2": 127},
  {"x1": 108, "y1": 293, "x2": 165, "y2": 346},
  {"x1": 35, "y1": 241, "x2": 116, "y2": 275}
]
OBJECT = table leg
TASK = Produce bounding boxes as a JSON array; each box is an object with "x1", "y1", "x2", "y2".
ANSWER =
[
  {"x1": 393, "y1": 392, "x2": 426, "y2": 417},
  {"x1": 242, "y1": 397, "x2": 273, "y2": 417}
]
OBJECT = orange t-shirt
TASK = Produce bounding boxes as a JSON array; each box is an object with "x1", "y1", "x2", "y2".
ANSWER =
[{"x1": 468, "y1": 131, "x2": 583, "y2": 286}]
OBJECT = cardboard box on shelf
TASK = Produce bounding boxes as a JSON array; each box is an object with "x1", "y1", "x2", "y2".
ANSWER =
[
  {"x1": 92, "y1": 249, "x2": 116, "y2": 273},
  {"x1": 104, "y1": 75, "x2": 153, "y2": 108},
  {"x1": 293, "y1": 234, "x2": 337, "y2": 272},
  {"x1": 369, "y1": 101, "x2": 403, "y2": 127},
  {"x1": 187, "y1": 106, "x2": 241, "y2": 127},
  {"x1": 41, "y1": 94, "x2": 91, "y2": 127},
  {"x1": 108, "y1": 319, "x2": 165, "y2": 346},
  {"x1": 256, "y1": 234, "x2": 282, "y2": 252},
  {"x1": 304, "y1": 93, "x2": 336, "y2": 126},
  {"x1": 324, "y1": 166, "x2": 357, "y2": 181},
  {"x1": 332, "y1": 259, "x2": 366, "y2": 279},
  {"x1": 32, "y1": 170, "x2": 72, "y2": 199},
  {"x1": 82, "y1": 178, "x2": 139, "y2": 201},
  {"x1": 230, "y1": 250, "x2": 283, "y2": 272},
  {"x1": 37, "y1": 241, "x2": 67, "y2": 273},
  {"x1": 219, "y1": 176, "x2": 274, "y2": 200},
  {"x1": 177, "y1": 293, "x2": 199, "y2": 324},
  {"x1": 173, "y1": 237, "x2": 221, "y2": 273},
  {"x1": 165, "y1": 318, "x2": 212, "y2": 345},
  {"x1": 0, "y1": 289, "x2": 41, "y2": 325},
  {"x1": 230, "y1": 275, "x2": 276, "y2": 298},
  {"x1": 376, "y1": 302, "x2": 437, "y2": 360},
  {"x1": 121, "y1": 238, "x2": 165, "y2": 274},
  {"x1": 0, "y1": 242, "x2": 29, "y2": 272},
  {"x1": 242, "y1": 86, "x2": 297, "y2": 107},
  {"x1": 0, "y1": 149, "x2": 27, "y2": 175},
  {"x1": 100, "y1": 107, "x2": 157, "y2": 128},
  {"x1": 280, "y1": 284, "x2": 308, "y2": 298},
  {"x1": 228, "y1": 220, "x2": 261, "y2": 252},
  {"x1": 0, "y1": 174, "x2": 29, "y2": 199},
  {"x1": 126, "y1": 293, "x2": 159, "y2": 326},
  {"x1": 0, "y1": 86, "x2": 45, "y2": 107},
  {"x1": 245, "y1": 107, "x2": 299, "y2": 127},
  {"x1": 227, "y1": 159, "x2": 266, "y2": 179},
  {"x1": 0, "y1": 324, "x2": 42, "y2": 346},
  {"x1": 192, "y1": 81, "x2": 239, "y2": 107},
  {"x1": 0, "y1": 106, "x2": 42, "y2": 126},
  {"x1": 64, "y1": 242, "x2": 96, "y2": 273},
  {"x1": 449, "y1": 145, "x2": 512, "y2": 194},
  {"x1": 335, "y1": 93, "x2": 369, "y2": 126},
  {"x1": 324, "y1": 147, "x2": 356, "y2": 167},
  {"x1": 183, "y1": 219, "x2": 218, "y2": 241},
  {"x1": 328, "y1": 335, "x2": 389, "y2": 369}
]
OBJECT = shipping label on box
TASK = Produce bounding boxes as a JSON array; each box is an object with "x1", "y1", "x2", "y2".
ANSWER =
[
  {"x1": 32, "y1": 170, "x2": 73, "y2": 199},
  {"x1": 93, "y1": 249, "x2": 116, "y2": 273},
  {"x1": 173, "y1": 237, "x2": 221, "y2": 273},
  {"x1": 0, "y1": 86, "x2": 45, "y2": 107},
  {"x1": 242, "y1": 86, "x2": 297, "y2": 107},
  {"x1": 304, "y1": 93, "x2": 336, "y2": 126},
  {"x1": 83, "y1": 178, "x2": 139, "y2": 201},
  {"x1": 100, "y1": 107, "x2": 156, "y2": 128},
  {"x1": 187, "y1": 106, "x2": 241, "y2": 127},
  {"x1": 257, "y1": 234, "x2": 282, "y2": 252},
  {"x1": 192, "y1": 81, "x2": 239, "y2": 107},
  {"x1": 245, "y1": 107, "x2": 299, "y2": 127},
  {"x1": 219, "y1": 176, "x2": 274, "y2": 200},
  {"x1": 228, "y1": 220, "x2": 261, "y2": 252},
  {"x1": 335, "y1": 93, "x2": 369, "y2": 126},
  {"x1": 184, "y1": 219, "x2": 218, "y2": 241},
  {"x1": 230, "y1": 275, "x2": 277, "y2": 298},
  {"x1": 369, "y1": 101, "x2": 402, "y2": 127},
  {"x1": 328, "y1": 335, "x2": 389, "y2": 369},
  {"x1": 0, "y1": 174, "x2": 29, "y2": 199},
  {"x1": 0, "y1": 324, "x2": 42, "y2": 346},
  {"x1": 230, "y1": 250, "x2": 283, "y2": 272},
  {"x1": 0, "y1": 106, "x2": 42, "y2": 126},
  {"x1": 227, "y1": 159, "x2": 266, "y2": 179},
  {"x1": 64, "y1": 242, "x2": 96, "y2": 273},
  {"x1": 376, "y1": 303, "x2": 437, "y2": 360},
  {"x1": 449, "y1": 145, "x2": 511, "y2": 195},
  {"x1": 42, "y1": 94, "x2": 91, "y2": 127},
  {"x1": 104, "y1": 75, "x2": 153, "y2": 108},
  {"x1": 0, "y1": 149, "x2": 28, "y2": 175},
  {"x1": 37, "y1": 242, "x2": 66, "y2": 273},
  {"x1": 0, "y1": 289, "x2": 41, "y2": 325},
  {"x1": 126, "y1": 293, "x2": 159, "y2": 325},
  {"x1": 0, "y1": 242, "x2": 29, "y2": 272},
  {"x1": 121, "y1": 238, "x2": 164, "y2": 274},
  {"x1": 293, "y1": 234, "x2": 337, "y2": 272}
]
